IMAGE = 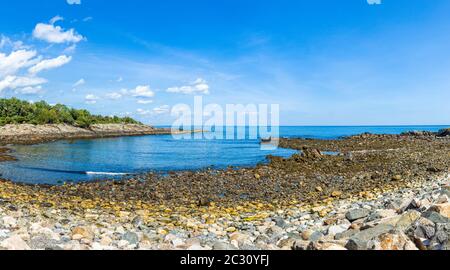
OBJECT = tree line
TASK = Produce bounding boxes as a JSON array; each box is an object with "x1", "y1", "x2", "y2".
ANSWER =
[{"x1": 0, "y1": 98, "x2": 140, "y2": 128}]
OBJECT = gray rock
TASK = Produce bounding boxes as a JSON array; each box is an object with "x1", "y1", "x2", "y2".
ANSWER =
[
  {"x1": 309, "y1": 231, "x2": 324, "y2": 242},
  {"x1": 273, "y1": 217, "x2": 287, "y2": 228},
  {"x1": 122, "y1": 232, "x2": 139, "y2": 245},
  {"x1": 345, "y1": 209, "x2": 370, "y2": 222},
  {"x1": 335, "y1": 229, "x2": 359, "y2": 240},
  {"x1": 212, "y1": 241, "x2": 237, "y2": 250},
  {"x1": 422, "y1": 211, "x2": 449, "y2": 224},
  {"x1": 29, "y1": 235, "x2": 60, "y2": 250},
  {"x1": 292, "y1": 240, "x2": 310, "y2": 250},
  {"x1": 345, "y1": 224, "x2": 394, "y2": 250}
]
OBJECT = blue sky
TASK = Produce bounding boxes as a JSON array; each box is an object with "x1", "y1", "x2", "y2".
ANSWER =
[{"x1": 1, "y1": 0, "x2": 450, "y2": 125}]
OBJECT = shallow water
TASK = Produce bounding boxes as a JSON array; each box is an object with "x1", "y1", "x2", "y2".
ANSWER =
[{"x1": 0, "y1": 125, "x2": 447, "y2": 184}]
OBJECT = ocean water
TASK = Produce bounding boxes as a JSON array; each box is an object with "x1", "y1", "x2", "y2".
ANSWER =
[{"x1": 0, "y1": 125, "x2": 447, "y2": 184}]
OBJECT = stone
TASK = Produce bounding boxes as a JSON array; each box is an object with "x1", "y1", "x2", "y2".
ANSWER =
[
  {"x1": 71, "y1": 226, "x2": 93, "y2": 240},
  {"x1": 1, "y1": 216, "x2": 17, "y2": 228},
  {"x1": 345, "y1": 224, "x2": 394, "y2": 250},
  {"x1": 292, "y1": 240, "x2": 310, "y2": 250},
  {"x1": 422, "y1": 211, "x2": 449, "y2": 224},
  {"x1": 100, "y1": 236, "x2": 113, "y2": 246},
  {"x1": 392, "y1": 175, "x2": 403, "y2": 181},
  {"x1": 331, "y1": 191, "x2": 343, "y2": 198},
  {"x1": 395, "y1": 210, "x2": 421, "y2": 231},
  {"x1": 345, "y1": 209, "x2": 370, "y2": 222},
  {"x1": 310, "y1": 242, "x2": 347, "y2": 251},
  {"x1": 131, "y1": 216, "x2": 143, "y2": 227},
  {"x1": 368, "y1": 230, "x2": 418, "y2": 250},
  {"x1": 212, "y1": 241, "x2": 238, "y2": 250},
  {"x1": 328, "y1": 224, "x2": 350, "y2": 236},
  {"x1": 122, "y1": 232, "x2": 139, "y2": 245},
  {"x1": 335, "y1": 229, "x2": 359, "y2": 240},
  {"x1": 428, "y1": 203, "x2": 450, "y2": 218},
  {"x1": 305, "y1": 231, "x2": 322, "y2": 242},
  {"x1": 301, "y1": 230, "x2": 314, "y2": 240},
  {"x1": 0, "y1": 235, "x2": 30, "y2": 250}
]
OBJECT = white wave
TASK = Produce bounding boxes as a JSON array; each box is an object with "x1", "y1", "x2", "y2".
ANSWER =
[{"x1": 86, "y1": 171, "x2": 129, "y2": 176}]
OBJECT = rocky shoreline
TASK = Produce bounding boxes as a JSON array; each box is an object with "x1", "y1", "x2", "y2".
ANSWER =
[
  {"x1": 0, "y1": 123, "x2": 188, "y2": 145},
  {"x1": 0, "y1": 132, "x2": 449, "y2": 250}
]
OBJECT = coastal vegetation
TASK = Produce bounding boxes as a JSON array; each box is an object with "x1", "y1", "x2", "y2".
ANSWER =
[{"x1": 0, "y1": 98, "x2": 140, "y2": 128}]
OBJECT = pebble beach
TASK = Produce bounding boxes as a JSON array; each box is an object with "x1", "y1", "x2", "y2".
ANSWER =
[{"x1": 0, "y1": 130, "x2": 449, "y2": 250}]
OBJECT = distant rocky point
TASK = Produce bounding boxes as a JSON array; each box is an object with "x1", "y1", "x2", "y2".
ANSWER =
[{"x1": 0, "y1": 123, "x2": 178, "y2": 145}]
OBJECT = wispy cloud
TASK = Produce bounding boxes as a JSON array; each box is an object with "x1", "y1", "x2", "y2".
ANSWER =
[{"x1": 367, "y1": 0, "x2": 381, "y2": 5}]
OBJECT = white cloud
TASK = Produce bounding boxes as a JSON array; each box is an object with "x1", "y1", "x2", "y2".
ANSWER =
[
  {"x1": 0, "y1": 36, "x2": 28, "y2": 50},
  {"x1": 130, "y1": 85, "x2": 155, "y2": 98},
  {"x1": 83, "y1": 17, "x2": 93, "y2": 22},
  {"x1": 63, "y1": 44, "x2": 77, "y2": 54},
  {"x1": 73, "y1": 78, "x2": 85, "y2": 87},
  {"x1": 167, "y1": 78, "x2": 210, "y2": 95},
  {"x1": 85, "y1": 94, "x2": 99, "y2": 104},
  {"x1": 0, "y1": 50, "x2": 39, "y2": 77},
  {"x1": 16, "y1": 85, "x2": 43, "y2": 95},
  {"x1": 50, "y1": 15, "x2": 64, "y2": 24},
  {"x1": 367, "y1": 0, "x2": 381, "y2": 5},
  {"x1": 28, "y1": 55, "x2": 72, "y2": 74},
  {"x1": 0, "y1": 75, "x2": 47, "y2": 93},
  {"x1": 106, "y1": 92, "x2": 122, "y2": 100},
  {"x1": 67, "y1": 0, "x2": 81, "y2": 5},
  {"x1": 152, "y1": 105, "x2": 170, "y2": 115},
  {"x1": 33, "y1": 22, "x2": 84, "y2": 44},
  {"x1": 137, "y1": 100, "x2": 153, "y2": 104},
  {"x1": 137, "y1": 108, "x2": 151, "y2": 115},
  {"x1": 116, "y1": 76, "x2": 123, "y2": 82}
]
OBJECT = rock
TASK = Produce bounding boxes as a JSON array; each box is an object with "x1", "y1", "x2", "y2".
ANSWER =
[
  {"x1": 428, "y1": 203, "x2": 450, "y2": 218},
  {"x1": 345, "y1": 224, "x2": 394, "y2": 250},
  {"x1": 1, "y1": 216, "x2": 17, "y2": 228},
  {"x1": 309, "y1": 231, "x2": 324, "y2": 242},
  {"x1": 328, "y1": 224, "x2": 350, "y2": 236},
  {"x1": 292, "y1": 240, "x2": 310, "y2": 250},
  {"x1": 309, "y1": 242, "x2": 347, "y2": 251},
  {"x1": 331, "y1": 191, "x2": 343, "y2": 198},
  {"x1": 100, "y1": 236, "x2": 113, "y2": 246},
  {"x1": 212, "y1": 241, "x2": 238, "y2": 250},
  {"x1": 386, "y1": 197, "x2": 413, "y2": 213},
  {"x1": 122, "y1": 232, "x2": 139, "y2": 245},
  {"x1": 0, "y1": 235, "x2": 30, "y2": 250},
  {"x1": 131, "y1": 216, "x2": 143, "y2": 227},
  {"x1": 229, "y1": 232, "x2": 251, "y2": 247},
  {"x1": 395, "y1": 210, "x2": 421, "y2": 231},
  {"x1": 301, "y1": 230, "x2": 314, "y2": 240},
  {"x1": 335, "y1": 229, "x2": 359, "y2": 240},
  {"x1": 71, "y1": 226, "x2": 94, "y2": 240},
  {"x1": 422, "y1": 211, "x2": 449, "y2": 224},
  {"x1": 29, "y1": 235, "x2": 59, "y2": 250},
  {"x1": 392, "y1": 175, "x2": 403, "y2": 181},
  {"x1": 368, "y1": 230, "x2": 418, "y2": 250},
  {"x1": 345, "y1": 209, "x2": 370, "y2": 222},
  {"x1": 315, "y1": 186, "x2": 323, "y2": 192}
]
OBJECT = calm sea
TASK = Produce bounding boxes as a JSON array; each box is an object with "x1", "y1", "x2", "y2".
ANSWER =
[{"x1": 0, "y1": 125, "x2": 447, "y2": 184}]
